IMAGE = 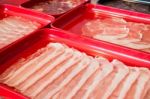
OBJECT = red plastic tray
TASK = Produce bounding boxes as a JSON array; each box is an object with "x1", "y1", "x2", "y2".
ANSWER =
[
  {"x1": 0, "y1": 28, "x2": 149, "y2": 98},
  {"x1": 52, "y1": 4, "x2": 150, "y2": 53},
  {"x1": 0, "y1": 0, "x2": 29, "y2": 6},
  {"x1": 21, "y1": 0, "x2": 90, "y2": 17},
  {"x1": 0, "y1": 4, "x2": 54, "y2": 53}
]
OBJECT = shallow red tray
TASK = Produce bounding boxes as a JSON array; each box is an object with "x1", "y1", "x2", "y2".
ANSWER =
[
  {"x1": 52, "y1": 4, "x2": 150, "y2": 53},
  {"x1": 21, "y1": 0, "x2": 90, "y2": 17},
  {"x1": 0, "y1": 28, "x2": 149, "y2": 98},
  {"x1": 0, "y1": 4, "x2": 54, "y2": 53}
]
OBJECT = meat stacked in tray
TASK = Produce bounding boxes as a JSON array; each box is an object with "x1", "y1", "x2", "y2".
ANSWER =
[
  {"x1": 0, "y1": 16, "x2": 41, "y2": 49},
  {"x1": 82, "y1": 17, "x2": 150, "y2": 53},
  {"x1": 0, "y1": 42, "x2": 149, "y2": 99}
]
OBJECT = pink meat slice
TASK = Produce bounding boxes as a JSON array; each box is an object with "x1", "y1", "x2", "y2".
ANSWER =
[
  {"x1": 80, "y1": 59, "x2": 114, "y2": 99},
  {"x1": 109, "y1": 67, "x2": 140, "y2": 99},
  {"x1": 0, "y1": 45, "x2": 49, "y2": 82},
  {"x1": 134, "y1": 68, "x2": 150, "y2": 99},
  {"x1": 101, "y1": 60, "x2": 129, "y2": 99},
  {"x1": 0, "y1": 16, "x2": 40, "y2": 49},
  {"x1": 102, "y1": 17, "x2": 127, "y2": 26},
  {"x1": 72, "y1": 69, "x2": 101, "y2": 99},
  {"x1": 144, "y1": 89, "x2": 150, "y2": 99},
  {"x1": 1, "y1": 16, "x2": 40, "y2": 35},
  {"x1": 87, "y1": 64, "x2": 115, "y2": 99},
  {"x1": 52, "y1": 57, "x2": 109, "y2": 99},
  {"x1": 55, "y1": 58, "x2": 99, "y2": 99},
  {"x1": 82, "y1": 18, "x2": 128, "y2": 38},
  {"x1": 125, "y1": 68, "x2": 150, "y2": 99},
  {"x1": 3, "y1": 16, "x2": 40, "y2": 31},
  {"x1": 82, "y1": 19, "x2": 104, "y2": 37},
  {"x1": 22, "y1": 47, "x2": 73, "y2": 97},
  {"x1": 124, "y1": 41, "x2": 150, "y2": 50},
  {"x1": 3, "y1": 43, "x2": 65, "y2": 87},
  {"x1": 21, "y1": 49, "x2": 82, "y2": 97},
  {"x1": 34, "y1": 55, "x2": 90, "y2": 99},
  {"x1": 51, "y1": 68, "x2": 87, "y2": 99},
  {"x1": 15, "y1": 43, "x2": 65, "y2": 91}
]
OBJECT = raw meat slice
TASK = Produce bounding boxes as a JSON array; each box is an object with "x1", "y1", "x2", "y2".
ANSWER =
[
  {"x1": 93, "y1": 32, "x2": 128, "y2": 45},
  {"x1": 23, "y1": 47, "x2": 74, "y2": 97},
  {"x1": 124, "y1": 42, "x2": 150, "y2": 49},
  {"x1": 93, "y1": 28, "x2": 128, "y2": 41},
  {"x1": 82, "y1": 17, "x2": 150, "y2": 51},
  {"x1": 44, "y1": 59, "x2": 99, "y2": 99},
  {"x1": 110, "y1": 67, "x2": 140, "y2": 99},
  {"x1": 102, "y1": 17, "x2": 127, "y2": 26},
  {"x1": 101, "y1": 60, "x2": 129, "y2": 99},
  {"x1": 2, "y1": 43, "x2": 65, "y2": 85},
  {"x1": 0, "y1": 16, "x2": 40, "y2": 49},
  {"x1": 94, "y1": 56, "x2": 110, "y2": 64},
  {"x1": 20, "y1": 49, "x2": 82, "y2": 97},
  {"x1": 0, "y1": 46, "x2": 48, "y2": 82},
  {"x1": 82, "y1": 19, "x2": 104, "y2": 37},
  {"x1": 134, "y1": 68, "x2": 150, "y2": 99},
  {"x1": 56, "y1": 58, "x2": 99, "y2": 99},
  {"x1": 125, "y1": 68, "x2": 150, "y2": 99},
  {"x1": 81, "y1": 59, "x2": 114, "y2": 99},
  {"x1": 72, "y1": 68, "x2": 101, "y2": 99},
  {"x1": 144, "y1": 89, "x2": 150, "y2": 99},
  {"x1": 34, "y1": 54, "x2": 90, "y2": 99},
  {"x1": 3, "y1": 16, "x2": 40, "y2": 30},
  {"x1": 15, "y1": 43, "x2": 66, "y2": 91},
  {"x1": 87, "y1": 64, "x2": 115, "y2": 99},
  {"x1": 82, "y1": 18, "x2": 128, "y2": 38}
]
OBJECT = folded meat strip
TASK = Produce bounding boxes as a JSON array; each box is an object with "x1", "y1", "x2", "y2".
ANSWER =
[
  {"x1": 124, "y1": 42, "x2": 150, "y2": 49},
  {"x1": 0, "y1": 45, "x2": 48, "y2": 82},
  {"x1": 134, "y1": 68, "x2": 150, "y2": 99},
  {"x1": 109, "y1": 67, "x2": 139, "y2": 99},
  {"x1": 15, "y1": 43, "x2": 65, "y2": 91},
  {"x1": 23, "y1": 47, "x2": 73, "y2": 97},
  {"x1": 101, "y1": 60, "x2": 129, "y2": 99},
  {"x1": 116, "y1": 67, "x2": 140, "y2": 99},
  {"x1": 82, "y1": 17, "x2": 150, "y2": 51},
  {"x1": 35, "y1": 54, "x2": 90, "y2": 99},
  {"x1": 72, "y1": 68, "x2": 101, "y2": 99},
  {"x1": 72, "y1": 57, "x2": 110, "y2": 99},
  {"x1": 144, "y1": 89, "x2": 150, "y2": 99},
  {"x1": 81, "y1": 58, "x2": 114, "y2": 99},
  {"x1": 21, "y1": 49, "x2": 82, "y2": 97},
  {"x1": 42, "y1": 57, "x2": 98, "y2": 99},
  {"x1": 0, "y1": 16, "x2": 40, "y2": 48},
  {"x1": 125, "y1": 68, "x2": 150, "y2": 99},
  {"x1": 3, "y1": 43, "x2": 65, "y2": 87},
  {"x1": 60, "y1": 58, "x2": 99, "y2": 99},
  {"x1": 87, "y1": 63, "x2": 114, "y2": 99}
]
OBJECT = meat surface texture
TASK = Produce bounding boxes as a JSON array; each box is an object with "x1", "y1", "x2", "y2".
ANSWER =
[
  {"x1": 0, "y1": 42, "x2": 150, "y2": 99},
  {"x1": 82, "y1": 17, "x2": 150, "y2": 53},
  {"x1": 0, "y1": 16, "x2": 41, "y2": 49}
]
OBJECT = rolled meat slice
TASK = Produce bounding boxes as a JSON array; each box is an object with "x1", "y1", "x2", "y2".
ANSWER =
[
  {"x1": 35, "y1": 54, "x2": 90, "y2": 99},
  {"x1": 124, "y1": 41, "x2": 150, "y2": 49},
  {"x1": 110, "y1": 67, "x2": 140, "y2": 99},
  {"x1": 134, "y1": 68, "x2": 150, "y2": 99},
  {"x1": 3, "y1": 43, "x2": 65, "y2": 87},
  {"x1": 0, "y1": 45, "x2": 49, "y2": 82},
  {"x1": 81, "y1": 59, "x2": 114, "y2": 99},
  {"x1": 101, "y1": 59, "x2": 129, "y2": 99},
  {"x1": 21, "y1": 49, "x2": 82, "y2": 97},
  {"x1": 23, "y1": 47, "x2": 73, "y2": 97},
  {"x1": 46, "y1": 57, "x2": 99, "y2": 99}
]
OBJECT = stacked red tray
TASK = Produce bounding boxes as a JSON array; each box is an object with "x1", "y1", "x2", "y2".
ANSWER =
[{"x1": 0, "y1": 1, "x2": 150, "y2": 99}]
